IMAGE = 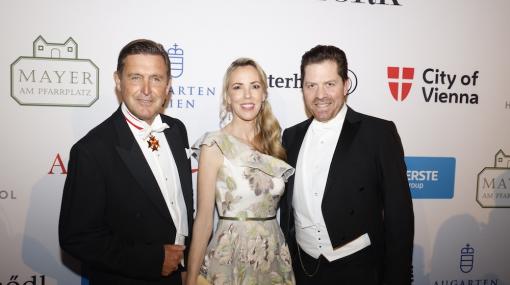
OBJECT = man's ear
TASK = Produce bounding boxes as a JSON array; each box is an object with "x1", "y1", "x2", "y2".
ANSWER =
[
  {"x1": 114, "y1": 71, "x2": 121, "y2": 93},
  {"x1": 344, "y1": 78, "x2": 350, "y2": 96},
  {"x1": 164, "y1": 79, "x2": 172, "y2": 107}
]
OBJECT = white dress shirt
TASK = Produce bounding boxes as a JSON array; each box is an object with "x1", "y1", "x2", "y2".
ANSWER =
[
  {"x1": 121, "y1": 103, "x2": 188, "y2": 244},
  {"x1": 293, "y1": 105, "x2": 370, "y2": 261}
]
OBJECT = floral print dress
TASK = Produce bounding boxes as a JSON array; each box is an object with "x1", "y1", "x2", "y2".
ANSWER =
[{"x1": 192, "y1": 131, "x2": 295, "y2": 285}]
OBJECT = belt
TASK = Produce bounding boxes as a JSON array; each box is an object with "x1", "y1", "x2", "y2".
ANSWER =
[{"x1": 218, "y1": 215, "x2": 276, "y2": 221}]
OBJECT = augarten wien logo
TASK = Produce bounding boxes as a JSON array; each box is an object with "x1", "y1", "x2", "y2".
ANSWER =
[
  {"x1": 168, "y1": 43, "x2": 184, "y2": 78},
  {"x1": 459, "y1": 244, "x2": 475, "y2": 274},
  {"x1": 11, "y1": 36, "x2": 99, "y2": 107},
  {"x1": 432, "y1": 243, "x2": 499, "y2": 285},
  {"x1": 166, "y1": 43, "x2": 216, "y2": 109},
  {"x1": 386, "y1": 66, "x2": 479, "y2": 104}
]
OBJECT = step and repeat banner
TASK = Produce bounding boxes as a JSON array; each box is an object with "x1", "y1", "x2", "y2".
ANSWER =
[{"x1": 1, "y1": 0, "x2": 509, "y2": 284}]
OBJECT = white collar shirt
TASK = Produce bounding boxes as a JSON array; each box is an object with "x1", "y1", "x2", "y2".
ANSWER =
[
  {"x1": 121, "y1": 103, "x2": 188, "y2": 244},
  {"x1": 293, "y1": 105, "x2": 370, "y2": 261}
]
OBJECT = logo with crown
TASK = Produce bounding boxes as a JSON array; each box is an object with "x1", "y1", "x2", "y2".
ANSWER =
[
  {"x1": 476, "y1": 149, "x2": 510, "y2": 208},
  {"x1": 10, "y1": 36, "x2": 99, "y2": 107},
  {"x1": 168, "y1": 44, "x2": 184, "y2": 78},
  {"x1": 459, "y1": 244, "x2": 475, "y2": 273},
  {"x1": 164, "y1": 43, "x2": 217, "y2": 110}
]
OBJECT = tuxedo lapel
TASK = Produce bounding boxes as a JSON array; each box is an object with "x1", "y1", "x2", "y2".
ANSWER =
[
  {"x1": 112, "y1": 109, "x2": 172, "y2": 221},
  {"x1": 162, "y1": 118, "x2": 191, "y2": 196},
  {"x1": 286, "y1": 118, "x2": 313, "y2": 205},
  {"x1": 323, "y1": 107, "x2": 361, "y2": 197}
]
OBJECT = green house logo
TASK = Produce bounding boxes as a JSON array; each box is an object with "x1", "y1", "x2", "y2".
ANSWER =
[{"x1": 10, "y1": 36, "x2": 99, "y2": 107}]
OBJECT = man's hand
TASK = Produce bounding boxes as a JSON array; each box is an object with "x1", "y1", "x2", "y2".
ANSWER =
[{"x1": 161, "y1": 244, "x2": 185, "y2": 276}]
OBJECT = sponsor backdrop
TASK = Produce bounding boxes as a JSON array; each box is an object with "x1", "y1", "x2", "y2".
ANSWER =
[{"x1": 1, "y1": 0, "x2": 509, "y2": 284}]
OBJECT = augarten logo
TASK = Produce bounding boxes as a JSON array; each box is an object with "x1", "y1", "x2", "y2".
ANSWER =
[
  {"x1": 168, "y1": 44, "x2": 184, "y2": 78},
  {"x1": 460, "y1": 244, "x2": 475, "y2": 274},
  {"x1": 11, "y1": 36, "x2": 99, "y2": 107},
  {"x1": 432, "y1": 244, "x2": 500, "y2": 285},
  {"x1": 386, "y1": 66, "x2": 480, "y2": 104},
  {"x1": 405, "y1": 156, "x2": 456, "y2": 199},
  {"x1": 166, "y1": 43, "x2": 216, "y2": 109}
]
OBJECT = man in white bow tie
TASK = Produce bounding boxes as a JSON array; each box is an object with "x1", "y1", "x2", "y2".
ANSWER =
[
  {"x1": 280, "y1": 45, "x2": 414, "y2": 285},
  {"x1": 59, "y1": 39, "x2": 194, "y2": 285}
]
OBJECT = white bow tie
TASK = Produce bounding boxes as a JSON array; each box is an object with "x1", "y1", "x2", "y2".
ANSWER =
[
  {"x1": 311, "y1": 121, "x2": 335, "y2": 132},
  {"x1": 140, "y1": 123, "x2": 169, "y2": 140}
]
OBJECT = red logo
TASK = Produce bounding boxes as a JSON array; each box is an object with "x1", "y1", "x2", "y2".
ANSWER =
[
  {"x1": 48, "y1": 153, "x2": 67, "y2": 174},
  {"x1": 387, "y1": 66, "x2": 414, "y2": 101}
]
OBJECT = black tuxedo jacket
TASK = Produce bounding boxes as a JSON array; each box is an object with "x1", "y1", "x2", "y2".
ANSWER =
[
  {"x1": 280, "y1": 107, "x2": 414, "y2": 285},
  {"x1": 59, "y1": 108, "x2": 193, "y2": 284}
]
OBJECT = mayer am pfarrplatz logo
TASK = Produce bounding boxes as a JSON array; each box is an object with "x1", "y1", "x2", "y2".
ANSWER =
[
  {"x1": 476, "y1": 149, "x2": 510, "y2": 208},
  {"x1": 386, "y1": 66, "x2": 479, "y2": 104},
  {"x1": 11, "y1": 36, "x2": 99, "y2": 107}
]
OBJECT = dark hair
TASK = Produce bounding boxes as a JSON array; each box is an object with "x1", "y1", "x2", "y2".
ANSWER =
[
  {"x1": 116, "y1": 39, "x2": 171, "y2": 78},
  {"x1": 300, "y1": 45, "x2": 348, "y2": 84}
]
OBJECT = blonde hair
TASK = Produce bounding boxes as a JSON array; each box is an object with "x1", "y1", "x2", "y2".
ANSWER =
[{"x1": 220, "y1": 58, "x2": 286, "y2": 160}]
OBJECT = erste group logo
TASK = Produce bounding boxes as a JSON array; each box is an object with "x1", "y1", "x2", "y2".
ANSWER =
[{"x1": 405, "y1": 156, "x2": 456, "y2": 199}]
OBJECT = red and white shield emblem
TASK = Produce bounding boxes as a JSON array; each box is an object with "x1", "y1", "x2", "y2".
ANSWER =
[{"x1": 387, "y1": 66, "x2": 414, "y2": 101}]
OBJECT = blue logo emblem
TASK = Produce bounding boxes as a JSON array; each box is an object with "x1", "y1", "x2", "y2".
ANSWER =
[
  {"x1": 460, "y1": 244, "x2": 475, "y2": 273},
  {"x1": 404, "y1": 156, "x2": 456, "y2": 199},
  {"x1": 168, "y1": 44, "x2": 183, "y2": 78}
]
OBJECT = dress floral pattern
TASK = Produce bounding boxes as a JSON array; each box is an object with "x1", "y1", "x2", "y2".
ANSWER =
[{"x1": 192, "y1": 131, "x2": 295, "y2": 285}]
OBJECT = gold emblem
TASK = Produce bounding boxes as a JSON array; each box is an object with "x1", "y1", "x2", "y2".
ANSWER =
[{"x1": 147, "y1": 135, "x2": 160, "y2": 151}]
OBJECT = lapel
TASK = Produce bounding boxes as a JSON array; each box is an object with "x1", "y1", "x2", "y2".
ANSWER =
[
  {"x1": 286, "y1": 118, "x2": 313, "y2": 206},
  {"x1": 322, "y1": 107, "x2": 362, "y2": 198},
  {"x1": 161, "y1": 116, "x2": 192, "y2": 201},
  {"x1": 112, "y1": 108, "x2": 172, "y2": 221}
]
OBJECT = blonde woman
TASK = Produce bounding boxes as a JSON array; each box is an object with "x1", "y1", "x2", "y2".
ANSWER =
[{"x1": 186, "y1": 58, "x2": 295, "y2": 285}]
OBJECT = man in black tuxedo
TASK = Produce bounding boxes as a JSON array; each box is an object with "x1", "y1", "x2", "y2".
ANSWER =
[
  {"x1": 59, "y1": 39, "x2": 193, "y2": 284},
  {"x1": 280, "y1": 45, "x2": 414, "y2": 285}
]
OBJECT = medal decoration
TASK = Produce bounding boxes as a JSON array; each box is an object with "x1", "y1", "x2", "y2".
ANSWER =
[{"x1": 147, "y1": 135, "x2": 160, "y2": 151}]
